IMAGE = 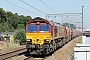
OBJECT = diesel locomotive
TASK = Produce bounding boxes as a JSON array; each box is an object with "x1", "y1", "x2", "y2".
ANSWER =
[{"x1": 26, "y1": 17, "x2": 81, "y2": 55}]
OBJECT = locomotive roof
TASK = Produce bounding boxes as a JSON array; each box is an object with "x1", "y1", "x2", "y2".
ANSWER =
[
  {"x1": 26, "y1": 17, "x2": 47, "y2": 24},
  {"x1": 32, "y1": 17, "x2": 46, "y2": 21},
  {"x1": 49, "y1": 20, "x2": 63, "y2": 27},
  {"x1": 27, "y1": 17, "x2": 63, "y2": 27}
]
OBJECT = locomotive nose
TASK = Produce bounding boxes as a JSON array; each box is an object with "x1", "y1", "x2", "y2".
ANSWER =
[{"x1": 26, "y1": 33, "x2": 51, "y2": 46}]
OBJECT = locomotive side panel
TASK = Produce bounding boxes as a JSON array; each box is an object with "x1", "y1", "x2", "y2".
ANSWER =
[
  {"x1": 66, "y1": 27, "x2": 70, "y2": 38},
  {"x1": 59, "y1": 26, "x2": 65, "y2": 38}
]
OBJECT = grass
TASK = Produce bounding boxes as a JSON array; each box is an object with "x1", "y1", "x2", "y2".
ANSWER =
[
  {"x1": 71, "y1": 54, "x2": 74, "y2": 60},
  {"x1": 71, "y1": 36, "x2": 82, "y2": 60},
  {"x1": 76, "y1": 36, "x2": 82, "y2": 44},
  {"x1": 0, "y1": 42, "x2": 19, "y2": 51}
]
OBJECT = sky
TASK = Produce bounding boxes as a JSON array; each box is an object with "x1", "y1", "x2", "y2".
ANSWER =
[{"x1": 0, "y1": 0, "x2": 90, "y2": 29}]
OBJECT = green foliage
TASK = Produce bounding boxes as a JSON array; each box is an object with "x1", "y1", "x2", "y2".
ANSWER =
[
  {"x1": 0, "y1": 8, "x2": 32, "y2": 32},
  {"x1": 15, "y1": 29, "x2": 26, "y2": 45},
  {"x1": 76, "y1": 37, "x2": 82, "y2": 44},
  {"x1": 71, "y1": 54, "x2": 74, "y2": 60},
  {"x1": 70, "y1": 24, "x2": 76, "y2": 30},
  {"x1": 18, "y1": 24, "x2": 25, "y2": 29},
  {"x1": 0, "y1": 8, "x2": 7, "y2": 23},
  {"x1": 0, "y1": 23, "x2": 14, "y2": 32},
  {"x1": 63, "y1": 23, "x2": 69, "y2": 27},
  {"x1": 63, "y1": 23, "x2": 76, "y2": 29},
  {"x1": 0, "y1": 8, "x2": 32, "y2": 45}
]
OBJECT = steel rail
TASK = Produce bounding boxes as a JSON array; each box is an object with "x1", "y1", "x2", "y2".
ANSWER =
[{"x1": 0, "y1": 46, "x2": 26, "y2": 60}]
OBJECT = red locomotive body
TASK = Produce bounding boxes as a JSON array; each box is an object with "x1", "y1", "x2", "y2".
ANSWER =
[{"x1": 26, "y1": 17, "x2": 81, "y2": 55}]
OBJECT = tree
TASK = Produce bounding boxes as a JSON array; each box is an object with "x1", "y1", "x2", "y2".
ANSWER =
[
  {"x1": 63, "y1": 23, "x2": 69, "y2": 27},
  {"x1": 63, "y1": 23, "x2": 76, "y2": 29},
  {"x1": 70, "y1": 24, "x2": 76, "y2": 29},
  {"x1": 14, "y1": 29, "x2": 26, "y2": 45},
  {"x1": 0, "y1": 8, "x2": 6, "y2": 23},
  {"x1": 0, "y1": 8, "x2": 32, "y2": 32}
]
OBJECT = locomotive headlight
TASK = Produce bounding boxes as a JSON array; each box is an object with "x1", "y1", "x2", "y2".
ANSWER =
[
  {"x1": 44, "y1": 39, "x2": 49, "y2": 43},
  {"x1": 27, "y1": 39, "x2": 32, "y2": 41},
  {"x1": 37, "y1": 38, "x2": 39, "y2": 39},
  {"x1": 44, "y1": 36, "x2": 50, "y2": 39},
  {"x1": 26, "y1": 38, "x2": 32, "y2": 44},
  {"x1": 45, "y1": 40, "x2": 49, "y2": 41},
  {"x1": 27, "y1": 40, "x2": 30, "y2": 41},
  {"x1": 44, "y1": 36, "x2": 50, "y2": 43}
]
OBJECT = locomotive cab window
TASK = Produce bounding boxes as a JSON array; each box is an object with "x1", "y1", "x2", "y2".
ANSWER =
[
  {"x1": 28, "y1": 24, "x2": 37, "y2": 32},
  {"x1": 40, "y1": 24, "x2": 49, "y2": 32}
]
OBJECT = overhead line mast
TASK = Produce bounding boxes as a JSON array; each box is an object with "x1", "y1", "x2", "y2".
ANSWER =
[{"x1": 46, "y1": 13, "x2": 81, "y2": 23}]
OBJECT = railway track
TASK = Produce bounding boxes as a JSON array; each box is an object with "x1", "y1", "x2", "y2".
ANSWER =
[
  {"x1": 23, "y1": 54, "x2": 51, "y2": 60},
  {"x1": 0, "y1": 45, "x2": 47, "y2": 60},
  {"x1": 24, "y1": 57, "x2": 44, "y2": 60},
  {"x1": 0, "y1": 46, "x2": 46, "y2": 60},
  {"x1": 5, "y1": 52, "x2": 47, "y2": 60},
  {"x1": 0, "y1": 37, "x2": 80, "y2": 60},
  {"x1": 0, "y1": 46, "x2": 26, "y2": 60},
  {"x1": 0, "y1": 41, "x2": 71, "y2": 60}
]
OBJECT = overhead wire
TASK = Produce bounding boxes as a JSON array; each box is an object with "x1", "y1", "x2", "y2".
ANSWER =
[
  {"x1": 4, "y1": 0, "x2": 37, "y2": 15},
  {"x1": 40, "y1": 0, "x2": 56, "y2": 14},
  {"x1": 19, "y1": 0, "x2": 46, "y2": 15}
]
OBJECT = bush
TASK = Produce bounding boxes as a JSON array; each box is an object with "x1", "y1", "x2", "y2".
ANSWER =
[{"x1": 15, "y1": 29, "x2": 26, "y2": 45}]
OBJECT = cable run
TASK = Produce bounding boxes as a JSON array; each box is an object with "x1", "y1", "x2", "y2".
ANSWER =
[
  {"x1": 40, "y1": 0, "x2": 56, "y2": 14},
  {"x1": 4, "y1": 0, "x2": 37, "y2": 15},
  {"x1": 19, "y1": 0, "x2": 46, "y2": 15}
]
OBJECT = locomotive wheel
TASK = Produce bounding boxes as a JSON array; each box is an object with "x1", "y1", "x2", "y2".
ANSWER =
[
  {"x1": 42, "y1": 48, "x2": 49, "y2": 55},
  {"x1": 27, "y1": 48, "x2": 30, "y2": 52},
  {"x1": 49, "y1": 43, "x2": 54, "y2": 52},
  {"x1": 42, "y1": 44, "x2": 50, "y2": 55},
  {"x1": 50, "y1": 48, "x2": 53, "y2": 53},
  {"x1": 27, "y1": 48, "x2": 32, "y2": 53},
  {"x1": 46, "y1": 48, "x2": 49, "y2": 54},
  {"x1": 27, "y1": 48, "x2": 31, "y2": 55}
]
